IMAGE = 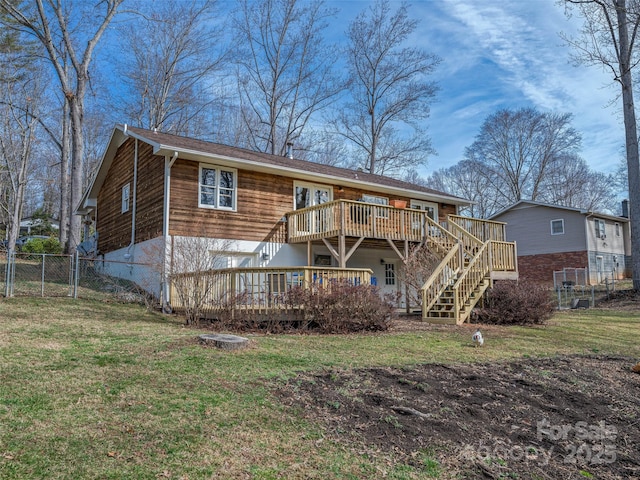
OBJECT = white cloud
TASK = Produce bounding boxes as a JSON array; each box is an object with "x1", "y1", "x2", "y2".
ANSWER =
[{"x1": 328, "y1": 0, "x2": 625, "y2": 174}]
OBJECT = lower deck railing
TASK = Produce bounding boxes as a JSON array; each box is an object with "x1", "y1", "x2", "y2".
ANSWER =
[{"x1": 169, "y1": 266, "x2": 373, "y2": 316}]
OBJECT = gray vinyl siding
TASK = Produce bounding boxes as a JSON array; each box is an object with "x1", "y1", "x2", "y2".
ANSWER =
[
  {"x1": 495, "y1": 205, "x2": 587, "y2": 255},
  {"x1": 585, "y1": 216, "x2": 626, "y2": 254}
]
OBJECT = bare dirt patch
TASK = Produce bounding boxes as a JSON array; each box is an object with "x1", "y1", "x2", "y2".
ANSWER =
[
  {"x1": 596, "y1": 289, "x2": 640, "y2": 311},
  {"x1": 277, "y1": 355, "x2": 640, "y2": 479}
]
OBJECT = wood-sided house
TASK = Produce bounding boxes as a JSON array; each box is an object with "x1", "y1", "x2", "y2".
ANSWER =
[{"x1": 77, "y1": 124, "x2": 518, "y2": 324}]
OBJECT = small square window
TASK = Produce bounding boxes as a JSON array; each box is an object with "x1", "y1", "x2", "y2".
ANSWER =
[
  {"x1": 551, "y1": 219, "x2": 564, "y2": 235},
  {"x1": 121, "y1": 183, "x2": 130, "y2": 213}
]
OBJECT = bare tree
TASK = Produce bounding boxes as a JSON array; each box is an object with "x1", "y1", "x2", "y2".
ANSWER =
[
  {"x1": 119, "y1": 0, "x2": 227, "y2": 134},
  {"x1": 395, "y1": 245, "x2": 440, "y2": 309},
  {"x1": 464, "y1": 108, "x2": 582, "y2": 211},
  {"x1": 0, "y1": 0, "x2": 123, "y2": 253},
  {"x1": 562, "y1": 0, "x2": 640, "y2": 289},
  {"x1": 427, "y1": 160, "x2": 501, "y2": 218},
  {"x1": 336, "y1": 0, "x2": 439, "y2": 176},
  {"x1": 234, "y1": 0, "x2": 342, "y2": 156},
  {"x1": 537, "y1": 153, "x2": 618, "y2": 212},
  {"x1": 0, "y1": 75, "x2": 42, "y2": 250}
]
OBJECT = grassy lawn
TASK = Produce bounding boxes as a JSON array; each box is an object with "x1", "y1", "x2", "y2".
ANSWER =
[{"x1": 0, "y1": 297, "x2": 638, "y2": 479}]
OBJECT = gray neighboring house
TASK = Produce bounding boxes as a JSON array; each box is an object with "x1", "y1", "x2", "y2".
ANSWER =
[{"x1": 490, "y1": 200, "x2": 631, "y2": 285}]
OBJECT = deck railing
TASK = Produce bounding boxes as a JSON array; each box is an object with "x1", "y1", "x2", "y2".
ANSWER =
[
  {"x1": 287, "y1": 200, "x2": 454, "y2": 244},
  {"x1": 448, "y1": 214, "x2": 507, "y2": 242},
  {"x1": 421, "y1": 244, "x2": 461, "y2": 313},
  {"x1": 169, "y1": 266, "x2": 373, "y2": 316},
  {"x1": 451, "y1": 242, "x2": 492, "y2": 322}
]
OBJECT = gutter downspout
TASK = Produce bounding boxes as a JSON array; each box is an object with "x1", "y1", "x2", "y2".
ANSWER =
[
  {"x1": 124, "y1": 138, "x2": 139, "y2": 263},
  {"x1": 162, "y1": 151, "x2": 178, "y2": 311},
  {"x1": 585, "y1": 213, "x2": 594, "y2": 284}
]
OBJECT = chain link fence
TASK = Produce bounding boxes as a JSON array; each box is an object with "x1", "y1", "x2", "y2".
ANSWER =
[
  {"x1": 552, "y1": 266, "x2": 629, "y2": 309},
  {"x1": 1, "y1": 252, "x2": 163, "y2": 308}
]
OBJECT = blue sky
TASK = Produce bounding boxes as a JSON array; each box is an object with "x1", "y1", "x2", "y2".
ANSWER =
[{"x1": 329, "y1": 0, "x2": 623, "y2": 177}]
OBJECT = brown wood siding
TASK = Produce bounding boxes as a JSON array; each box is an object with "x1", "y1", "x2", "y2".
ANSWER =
[
  {"x1": 134, "y1": 142, "x2": 165, "y2": 242},
  {"x1": 439, "y1": 203, "x2": 456, "y2": 223},
  {"x1": 168, "y1": 160, "x2": 293, "y2": 241},
  {"x1": 98, "y1": 142, "x2": 461, "y2": 251},
  {"x1": 169, "y1": 162, "x2": 460, "y2": 241},
  {"x1": 96, "y1": 139, "x2": 164, "y2": 253}
]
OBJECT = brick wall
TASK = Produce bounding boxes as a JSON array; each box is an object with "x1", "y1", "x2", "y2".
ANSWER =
[{"x1": 517, "y1": 251, "x2": 589, "y2": 285}]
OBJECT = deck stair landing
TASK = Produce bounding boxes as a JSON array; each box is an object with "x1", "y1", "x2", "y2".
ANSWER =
[{"x1": 421, "y1": 216, "x2": 516, "y2": 325}]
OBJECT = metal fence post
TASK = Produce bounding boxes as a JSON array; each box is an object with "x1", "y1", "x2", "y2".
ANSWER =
[
  {"x1": 74, "y1": 251, "x2": 79, "y2": 299},
  {"x1": 3, "y1": 250, "x2": 10, "y2": 297},
  {"x1": 6, "y1": 249, "x2": 15, "y2": 298},
  {"x1": 41, "y1": 254, "x2": 45, "y2": 297}
]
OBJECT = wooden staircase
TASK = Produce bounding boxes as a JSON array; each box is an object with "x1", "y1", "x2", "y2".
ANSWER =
[{"x1": 421, "y1": 216, "x2": 514, "y2": 325}]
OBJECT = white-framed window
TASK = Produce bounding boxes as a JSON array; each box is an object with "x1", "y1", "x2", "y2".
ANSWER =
[
  {"x1": 199, "y1": 164, "x2": 237, "y2": 210},
  {"x1": 361, "y1": 194, "x2": 389, "y2": 206},
  {"x1": 550, "y1": 219, "x2": 564, "y2": 235},
  {"x1": 361, "y1": 194, "x2": 389, "y2": 218},
  {"x1": 595, "y1": 219, "x2": 606, "y2": 239},
  {"x1": 121, "y1": 183, "x2": 130, "y2": 213},
  {"x1": 211, "y1": 252, "x2": 257, "y2": 269},
  {"x1": 615, "y1": 222, "x2": 621, "y2": 237},
  {"x1": 294, "y1": 181, "x2": 332, "y2": 209},
  {"x1": 410, "y1": 200, "x2": 438, "y2": 221},
  {"x1": 385, "y1": 263, "x2": 395, "y2": 285}
]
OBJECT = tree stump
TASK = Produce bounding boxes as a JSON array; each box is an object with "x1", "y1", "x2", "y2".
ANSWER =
[{"x1": 198, "y1": 334, "x2": 249, "y2": 350}]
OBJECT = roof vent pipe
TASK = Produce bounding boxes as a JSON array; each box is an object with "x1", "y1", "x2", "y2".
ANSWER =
[{"x1": 286, "y1": 142, "x2": 293, "y2": 159}]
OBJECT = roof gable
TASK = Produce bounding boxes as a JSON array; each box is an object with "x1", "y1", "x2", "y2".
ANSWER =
[{"x1": 490, "y1": 200, "x2": 628, "y2": 223}]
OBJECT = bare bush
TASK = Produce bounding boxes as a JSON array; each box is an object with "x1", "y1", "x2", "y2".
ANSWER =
[
  {"x1": 169, "y1": 236, "x2": 233, "y2": 326},
  {"x1": 396, "y1": 245, "x2": 441, "y2": 308},
  {"x1": 283, "y1": 280, "x2": 398, "y2": 333},
  {"x1": 475, "y1": 280, "x2": 555, "y2": 325}
]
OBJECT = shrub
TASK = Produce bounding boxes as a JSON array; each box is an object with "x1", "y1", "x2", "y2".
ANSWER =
[
  {"x1": 282, "y1": 279, "x2": 398, "y2": 333},
  {"x1": 474, "y1": 280, "x2": 555, "y2": 325},
  {"x1": 21, "y1": 237, "x2": 62, "y2": 254},
  {"x1": 213, "y1": 279, "x2": 398, "y2": 333}
]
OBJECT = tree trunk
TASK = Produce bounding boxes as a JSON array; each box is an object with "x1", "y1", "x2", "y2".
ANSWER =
[
  {"x1": 59, "y1": 98, "x2": 70, "y2": 250},
  {"x1": 68, "y1": 97, "x2": 84, "y2": 253},
  {"x1": 616, "y1": 0, "x2": 640, "y2": 290}
]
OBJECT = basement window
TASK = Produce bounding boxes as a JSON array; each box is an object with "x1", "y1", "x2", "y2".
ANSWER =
[{"x1": 385, "y1": 263, "x2": 395, "y2": 286}]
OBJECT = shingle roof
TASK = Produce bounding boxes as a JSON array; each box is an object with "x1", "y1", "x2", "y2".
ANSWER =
[{"x1": 124, "y1": 125, "x2": 469, "y2": 204}]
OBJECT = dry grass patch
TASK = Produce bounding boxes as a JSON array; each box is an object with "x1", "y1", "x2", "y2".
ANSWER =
[{"x1": 0, "y1": 297, "x2": 638, "y2": 479}]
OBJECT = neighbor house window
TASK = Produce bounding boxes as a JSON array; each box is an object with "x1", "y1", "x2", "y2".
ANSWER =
[
  {"x1": 199, "y1": 164, "x2": 237, "y2": 210},
  {"x1": 121, "y1": 183, "x2": 130, "y2": 213},
  {"x1": 595, "y1": 219, "x2": 606, "y2": 239},
  {"x1": 615, "y1": 223, "x2": 621, "y2": 237},
  {"x1": 550, "y1": 219, "x2": 564, "y2": 235}
]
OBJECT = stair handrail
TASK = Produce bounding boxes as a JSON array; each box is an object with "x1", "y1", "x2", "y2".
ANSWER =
[
  {"x1": 420, "y1": 244, "x2": 461, "y2": 316},
  {"x1": 424, "y1": 215, "x2": 459, "y2": 250},
  {"x1": 447, "y1": 215, "x2": 484, "y2": 257},
  {"x1": 451, "y1": 241, "x2": 491, "y2": 321}
]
